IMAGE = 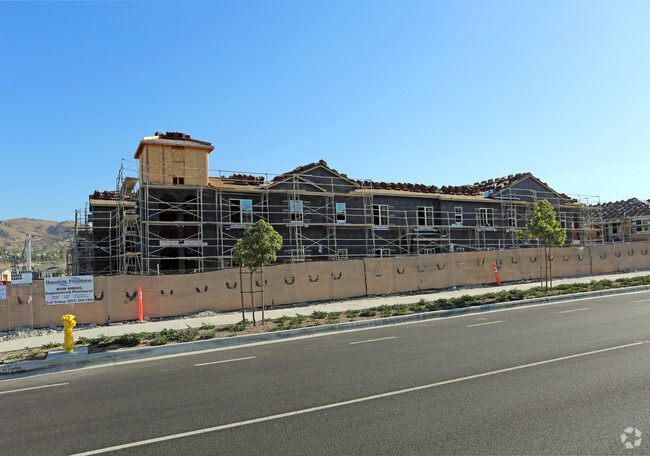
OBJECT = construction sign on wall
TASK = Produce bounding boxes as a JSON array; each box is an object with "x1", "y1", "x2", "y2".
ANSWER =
[
  {"x1": 44, "y1": 276, "x2": 94, "y2": 305},
  {"x1": 0, "y1": 281, "x2": 6, "y2": 300},
  {"x1": 10, "y1": 272, "x2": 33, "y2": 286}
]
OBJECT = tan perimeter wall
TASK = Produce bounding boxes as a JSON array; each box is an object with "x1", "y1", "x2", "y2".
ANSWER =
[{"x1": 2, "y1": 242, "x2": 649, "y2": 331}]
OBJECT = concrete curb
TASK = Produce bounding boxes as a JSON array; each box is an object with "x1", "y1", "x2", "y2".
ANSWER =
[{"x1": 2, "y1": 284, "x2": 649, "y2": 379}]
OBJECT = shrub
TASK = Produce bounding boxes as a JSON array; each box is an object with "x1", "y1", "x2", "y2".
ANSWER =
[
  {"x1": 159, "y1": 328, "x2": 181, "y2": 340},
  {"x1": 232, "y1": 321, "x2": 248, "y2": 332},
  {"x1": 114, "y1": 333, "x2": 141, "y2": 347},
  {"x1": 89, "y1": 334, "x2": 113, "y2": 348},
  {"x1": 176, "y1": 328, "x2": 199, "y2": 342},
  {"x1": 507, "y1": 289, "x2": 526, "y2": 301},
  {"x1": 199, "y1": 332, "x2": 216, "y2": 340},
  {"x1": 76, "y1": 336, "x2": 92, "y2": 346},
  {"x1": 410, "y1": 303, "x2": 423, "y2": 312},
  {"x1": 346, "y1": 309, "x2": 360, "y2": 318},
  {"x1": 150, "y1": 334, "x2": 169, "y2": 346},
  {"x1": 311, "y1": 310, "x2": 328, "y2": 319},
  {"x1": 392, "y1": 304, "x2": 408, "y2": 316},
  {"x1": 359, "y1": 309, "x2": 377, "y2": 317},
  {"x1": 200, "y1": 322, "x2": 216, "y2": 330},
  {"x1": 42, "y1": 342, "x2": 62, "y2": 349},
  {"x1": 327, "y1": 311, "x2": 342, "y2": 319}
]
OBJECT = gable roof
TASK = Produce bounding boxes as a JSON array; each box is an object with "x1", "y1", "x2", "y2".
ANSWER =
[
  {"x1": 599, "y1": 198, "x2": 650, "y2": 222},
  {"x1": 475, "y1": 172, "x2": 576, "y2": 202},
  {"x1": 265, "y1": 160, "x2": 360, "y2": 190}
]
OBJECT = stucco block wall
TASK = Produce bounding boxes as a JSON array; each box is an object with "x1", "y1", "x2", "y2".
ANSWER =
[{"x1": 2, "y1": 242, "x2": 648, "y2": 331}]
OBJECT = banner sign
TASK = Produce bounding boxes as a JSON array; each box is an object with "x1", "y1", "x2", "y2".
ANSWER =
[
  {"x1": 11, "y1": 272, "x2": 33, "y2": 286},
  {"x1": 44, "y1": 276, "x2": 94, "y2": 305},
  {"x1": 0, "y1": 281, "x2": 6, "y2": 300}
]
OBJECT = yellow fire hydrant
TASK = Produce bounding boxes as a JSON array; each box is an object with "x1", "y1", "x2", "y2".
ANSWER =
[{"x1": 61, "y1": 314, "x2": 76, "y2": 353}]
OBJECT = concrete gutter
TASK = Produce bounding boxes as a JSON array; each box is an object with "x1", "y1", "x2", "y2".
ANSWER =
[{"x1": 2, "y1": 284, "x2": 649, "y2": 379}]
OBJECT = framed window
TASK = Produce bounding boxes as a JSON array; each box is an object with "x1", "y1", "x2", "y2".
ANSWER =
[
  {"x1": 507, "y1": 208, "x2": 516, "y2": 227},
  {"x1": 172, "y1": 176, "x2": 185, "y2": 185},
  {"x1": 373, "y1": 204, "x2": 389, "y2": 226},
  {"x1": 230, "y1": 199, "x2": 253, "y2": 224},
  {"x1": 337, "y1": 249, "x2": 348, "y2": 260},
  {"x1": 454, "y1": 207, "x2": 463, "y2": 224},
  {"x1": 559, "y1": 212, "x2": 567, "y2": 229},
  {"x1": 479, "y1": 208, "x2": 494, "y2": 227},
  {"x1": 336, "y1": 203, "x2": 346, "y2": 223},
  {"x1": 632, "y1": 218, "x2": 650, "y2": 233},
  {"x1": 291, "y1": 248, "x2": 305, "y2": 262},
  {"x1": 290, "y1": 199, "x2": 303, "y2": 223},
  {"x1": 375, "y1": 248, "x2": 390, "y2": 257},
  {"x1": 417, "y1": 206, "x2": 434, "y2": 226}
]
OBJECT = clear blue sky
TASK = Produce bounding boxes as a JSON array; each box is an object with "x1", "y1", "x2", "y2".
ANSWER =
[{"x1": 1, "y1": 0, "x2": 648, "y2": 222}]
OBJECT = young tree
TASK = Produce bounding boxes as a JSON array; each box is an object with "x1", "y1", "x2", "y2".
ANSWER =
[
  {"x1": 516, "y1": 199, "x2": 567, "y2": 290},
  {"x1": 232, "y1": 220, "x2": 282, "y2": 325}
]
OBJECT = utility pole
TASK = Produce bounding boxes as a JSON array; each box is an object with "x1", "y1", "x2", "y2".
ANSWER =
[{"x1": 25, "y1": 233, "x2": 32, "y2": 271}]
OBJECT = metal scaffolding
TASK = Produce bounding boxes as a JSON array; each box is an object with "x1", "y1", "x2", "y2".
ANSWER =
[{"x1": 70, "y1": 158, "x2": 605, "y2": 276}]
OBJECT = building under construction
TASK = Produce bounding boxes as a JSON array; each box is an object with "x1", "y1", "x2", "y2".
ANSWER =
[{"x1": 69, "y1": 132, "x2": 604, "y2": 276}]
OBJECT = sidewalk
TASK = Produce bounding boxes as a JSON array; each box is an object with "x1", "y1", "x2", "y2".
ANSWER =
[{"x1": 1, "y1": 270, "x2": 648, "y2": 354}]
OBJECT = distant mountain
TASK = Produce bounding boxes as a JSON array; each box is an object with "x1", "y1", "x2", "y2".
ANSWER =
[{"x1": 0, "y1": 218, "x2": 74, "y2": 265}]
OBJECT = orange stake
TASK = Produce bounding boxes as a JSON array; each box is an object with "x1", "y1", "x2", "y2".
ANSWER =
[
  {"x1": 493, "y1": 262, "x2": 501, "y2": 286},
  {"x1": 138, "y1": 287, "x2": 143, "y2": 322}
]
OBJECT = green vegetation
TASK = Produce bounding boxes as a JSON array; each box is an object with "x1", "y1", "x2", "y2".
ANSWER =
[
  {"x1": 114, "y1": 333, "x2": 141, "y2": 347},
  {"x1": 516, "y1": 199, "x2": 567, "y2": 290},
  {"x1": 359, "y1": 309, "x2": 377, "y2": 317},
  {"x1": 233, "y1": 220, "x2": 283, "y2": 325},
  {"x1": 311, "y1": 310, "x2": 328, "y2": 319},
  {"x1": 41, "y1": 342, "x2": 62, "y2": 349}
]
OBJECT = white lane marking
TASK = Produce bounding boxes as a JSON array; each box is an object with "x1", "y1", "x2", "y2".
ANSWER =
[
  {"x1": 558, "y1": 307, "x2": 590, "y2": 314},
  {"x1": 466, "y1": 320, "x2": 503, "y2": 328},
  {"x1": 349, "y1": 336, "x2": 396, "y2": 345},
  {"x1": 195, "y1": 356, "x2": 255, "y2": 367},
  {"x1": 633, "y1": 299, "x2": 650, "y2": 303},
  {"x1": 70, "y1": 340, "x2": 647, "y2": 455},
  {"x1": 0, "y1": 382, "x2": 69, "y2": 395}
]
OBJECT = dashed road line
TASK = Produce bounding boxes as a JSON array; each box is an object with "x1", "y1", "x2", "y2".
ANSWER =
[
  {"x1": 349, "y1": 336, "x2": 396, "y2": 345},
  {"x1": 466, "y1": 320, "x2": 503, "y2": 328},
  {"x1": 195, "y1": 356, "x2": 256, "y2": 367},
  {"x1": 0, "y1": 382, "x2": 69, "y2": 395},
  {"x1": 558, "y1": 307, "x2": 590, "y2": 314}
]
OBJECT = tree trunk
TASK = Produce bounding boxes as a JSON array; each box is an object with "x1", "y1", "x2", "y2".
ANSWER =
[
  {"x1": 542, "y1": 244, "x2": 548, "y2": 290},
  {"x1": 261, "y1": 264, "x2": 265, "y2": 325},
  {"x1": 249, "y1": 271, "x2": 256, "y2": 326},
  {"x1": 539, "y1": 242, "x2": 543, "y2": 289},
  {"x1": 549, "y1": 246, "x2": 553, "y2": 290},
  {"x1": 239, "y1": 261, "x2": 246, "y2": 323}
]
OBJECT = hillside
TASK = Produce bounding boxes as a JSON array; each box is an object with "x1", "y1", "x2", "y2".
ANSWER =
[{"x1": 0, "y1": 218, "x2": 74, "y2": 265}]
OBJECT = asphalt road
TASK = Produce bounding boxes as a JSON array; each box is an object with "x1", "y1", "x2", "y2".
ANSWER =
[{"x1": 1, "y1": 290, "x2": 649, "y2": 455}]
